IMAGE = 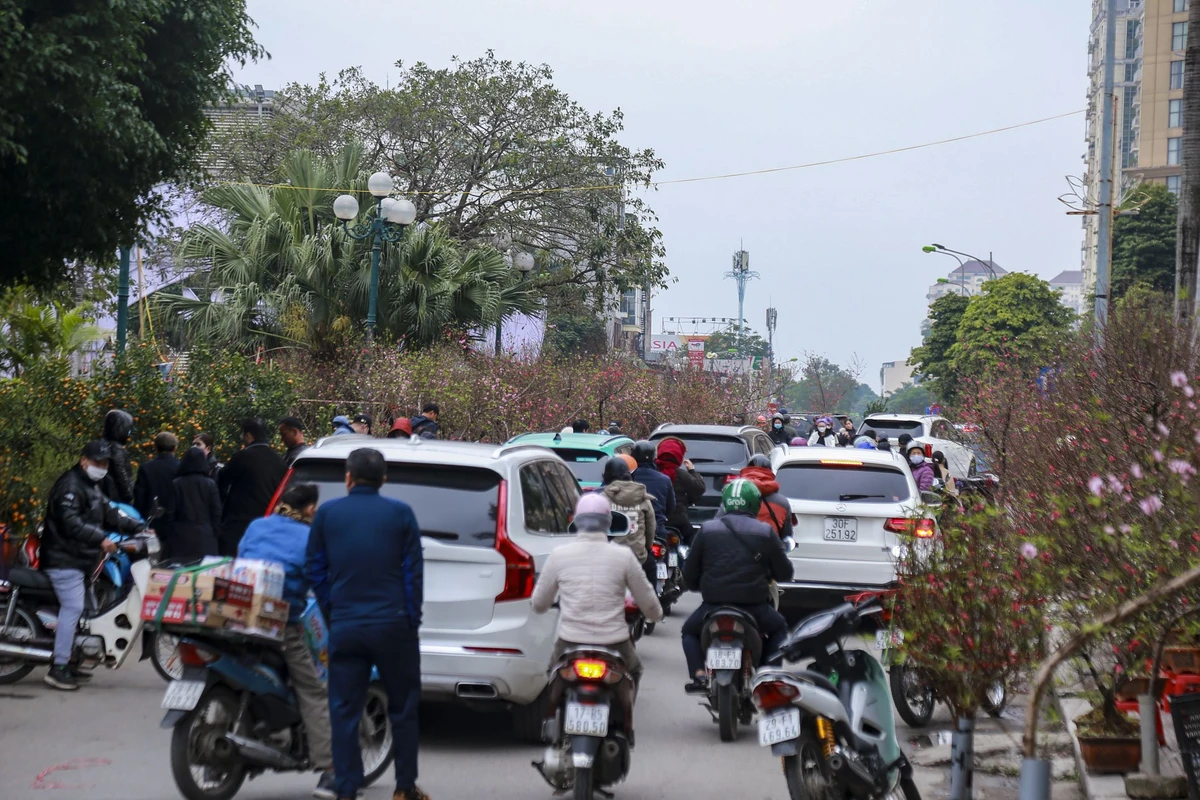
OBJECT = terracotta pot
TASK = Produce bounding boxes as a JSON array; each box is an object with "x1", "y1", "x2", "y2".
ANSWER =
[{"x1": 1077, "y1": 736, "x2": 1142, "y2": 774}]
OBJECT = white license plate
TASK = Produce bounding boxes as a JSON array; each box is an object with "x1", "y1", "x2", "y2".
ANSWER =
[
  {"x1": 668, "y1": 553, "x2": 679, "y2": 567},
  {"x1": 161, "y1": 680, "x2": 206, "y2": 711},
  {"x1": 656, "y1": 562, "x2": 669, "y2": 580},
  {"x1": 824, "y1": 517, "x2": 858, "y2": 542},
  {"x1": 759, "y1": 707, "x2": 802, "y2": 746},
  {"x1": 706, "y1": 647, "x2": 742, "y2": 670},
  {"x1": 875, "y1": 629, "x2": 905, "y2": 650},
  {"x1": 564, "y1": 702, "x2": 609, "y2": 736}
]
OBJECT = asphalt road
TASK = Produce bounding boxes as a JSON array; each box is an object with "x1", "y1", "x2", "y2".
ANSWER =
[{"x1": 0, "y1": 595, "x2": 1069, "y2": 800}]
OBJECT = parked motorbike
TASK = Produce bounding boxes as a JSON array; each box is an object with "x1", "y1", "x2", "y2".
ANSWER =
[
  {"x1": 161, "y1": 633, "x2": 392, "y2": 800},
  {"x1": 752, "y1": 600, "x2": 921, "y2": 800},
  {"x1": 701, "y1": 606, "x2": 761, "y2": 742},
  {"x1": 882, "y1": 636, "x2": 1007, "y2": 728},
  {"x1": 533, "y1": 645, "x2": 634, "y2": 800},
  {"x1": 0, "y1": 504, "x2": 159, "y2": 684}
]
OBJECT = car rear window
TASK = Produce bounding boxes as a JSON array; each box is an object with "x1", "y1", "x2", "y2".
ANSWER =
[
  {"x1": 776, "y1": 462, "x2": 911, "y2": 504},
  {"x1": 289, "y1": 459, "x2": 501, "y2": 547},
  {"x1": 861, "y1": 418, "x2": 924, "y2": 441},
  {"x1": 654, "y1": 435, "x2": 748, "y2": 465},
  {"x1": 552, "y1": 449, "x2": 610, "y2": 484}
]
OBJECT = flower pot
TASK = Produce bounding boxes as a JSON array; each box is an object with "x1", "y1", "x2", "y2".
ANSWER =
[
  {"x1": 1162, "y1": 646, "x2": 1200, "y2": 675},
  {"x1": 1077, "y1": 736, "x2": 1143, "y2": 774}
]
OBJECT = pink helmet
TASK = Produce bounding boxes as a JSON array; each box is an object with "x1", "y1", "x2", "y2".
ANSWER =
[{"x1": 574, "y1": 493, "x2": 612, "y2": 531}]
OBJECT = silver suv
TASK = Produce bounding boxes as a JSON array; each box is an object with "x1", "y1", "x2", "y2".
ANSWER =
[{"x1": 282, "y1": 436, "x2": 580, "y2": 739}]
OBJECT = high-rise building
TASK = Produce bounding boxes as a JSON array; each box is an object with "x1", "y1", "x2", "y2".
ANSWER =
[
  {"x1": 1082, "y1": 0, "x2": 1187, "y2": 292},
  {"x1": 201, "y1": 84, "x2": 276, "y2": 176},
  {"x1": 1049, "y1": 269, "x2": 1086, "y2": 316}
]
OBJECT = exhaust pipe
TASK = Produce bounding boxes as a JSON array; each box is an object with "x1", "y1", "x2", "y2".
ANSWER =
[
  {"x1": 0, "y1": 641, "x2": 52, "y2": 663},
  {"x1": 225, "y1": 734, "x2": 302, "y2": 770},
  {"x1": 455, "y1": 682, "x2": 498, "y2": 699},
  {"x1": 827, "y1": 753, "x2": 880, "y2": 797}
]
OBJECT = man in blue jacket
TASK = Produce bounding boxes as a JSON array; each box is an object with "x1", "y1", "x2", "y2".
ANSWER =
[
  {"x1": 306, "y1": 448, "x2": 426, "y2": 800},
  {"x1": 238, "y1": 483, "x2": 336, "y2": 799},
  {"x1": 631, "y1": 440, "x2": 675, "y2": 534}
]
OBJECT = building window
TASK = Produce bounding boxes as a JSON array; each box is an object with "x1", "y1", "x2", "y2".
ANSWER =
[
  {"x1": 1174, "y1": 22, "x2": 1189, "y2": 52},
  {"x1": 618, "y1": 288, "x2": 638, "y2": 326},
  {"x1": 1169, "y1": 136, "x2": 1182, "y2": 165},
  {"x1": 1168, "y1": 175, "x2": 1182, "y2": 195},
  {"x1": 1171, "y1": 98, "x2": 1184, "y2": 128},
  {"x1": 1173, "y1": 60, "x2": 1186, "y2": 89},
  {"x1": 1176, "y1": 0, "x2": 1189, "y2": 12}
]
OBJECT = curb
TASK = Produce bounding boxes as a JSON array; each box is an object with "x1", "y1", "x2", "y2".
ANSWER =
[{"x1": 1054, "y1": 685, "x2": 1100, "y2": 800}]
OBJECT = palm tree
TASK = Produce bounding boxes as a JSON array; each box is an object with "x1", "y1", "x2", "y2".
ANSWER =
[{"x1": 0, "y1": 288, "x2": 107, "y2": 375}]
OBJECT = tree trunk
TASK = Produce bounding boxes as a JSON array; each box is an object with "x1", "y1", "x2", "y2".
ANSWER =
[{"x1": 1177, "y1": 0, "x2": 1200, "y2": 317}]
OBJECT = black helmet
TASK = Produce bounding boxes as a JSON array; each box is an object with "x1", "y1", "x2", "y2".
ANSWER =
[
  {"x1": 103, "y1": 409, "x2": 134, "y2": 444},
  {"x1": 602, "y1": 457, "x2": 632, "y2": 484},
  {"x1": 632, "y1": 440, "x2": 656, "y2": 466},
  {"x1": 747, "y1": 454, "x2": 772, "y2": 469}
]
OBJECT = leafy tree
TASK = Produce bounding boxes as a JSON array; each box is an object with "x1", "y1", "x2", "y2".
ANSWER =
[
  {"x1": 0, "y1": 0, "x2": 263, "y2": 288},
  {"x1": 885, "y1": 382, "x2": 937, "y2": 414},
  {"x1": 785, "y1": 354, "x2": 864, "y2": 412},
  {"x1": 910, "y1": 293, "x2": 970, "y2": 405},
  {"x1": 544, "y1": 314, "x2": 609, "y2": 356},
  {"x1": 0, "y1": 287, "x2": 106, "y2": 376},
  {"x1": 704, "y1": 324, "x2": 769, "y2": 359},
  {"x1": 950, "y1": 273, "x2": 1075, "y2": 381},
  {"x1": 214, "y1": 54, "x2": 666, "y2": 299},
  {"x1": 1112, "y1": 182, "x2": 1177, "y2": 300}
]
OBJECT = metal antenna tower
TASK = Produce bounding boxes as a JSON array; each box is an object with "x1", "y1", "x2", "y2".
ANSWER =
[{"x1": 724, "y1": 248, "x2": 759, "y2": 355}]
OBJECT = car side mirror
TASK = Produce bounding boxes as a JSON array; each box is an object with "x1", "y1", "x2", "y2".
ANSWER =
[{"x1": 921, "y1": 491, "x2": 942, "y2": 505}]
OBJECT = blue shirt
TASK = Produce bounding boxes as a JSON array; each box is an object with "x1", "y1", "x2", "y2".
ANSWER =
[
  {"x1": 632, "y1": 466, "x2": 676, "y2": 534},
  {"x1": 305, "y1": 485, "x2": 424, "y2": 627},
  {"x1": 238, "y1": 514, "x2": 311, "y2": 623}
]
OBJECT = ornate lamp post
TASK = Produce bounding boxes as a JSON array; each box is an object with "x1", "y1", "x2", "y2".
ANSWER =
[{"x1": 333, "y1": 172, "x2": 417, "y2": 339}]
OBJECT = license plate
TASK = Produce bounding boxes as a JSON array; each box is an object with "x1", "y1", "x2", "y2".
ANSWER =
[
  {"x1": 564, "y1": 702, "x2": 609, "y2": 736},
  {"x1": 824, "y1": 517, "x2": 858, "y2": 542},
  {"x1": 759, "y1": 708, "x2": 802, "y2": 746},
  {"x1": 656, "y1": 562, "x2": 669, "y2": 580},
  {"x1": 875, "y1": 629, "x2": 905, "y2": 650},
  {"x1": 668, "y1": 553, "x2": 678, "y2": 567},
  {"x1": 706, "y1": 647, "x2": 742, "y2": 670},
  {"x1": 161, "y1": 679, "x2": 206, "y2": 711}
]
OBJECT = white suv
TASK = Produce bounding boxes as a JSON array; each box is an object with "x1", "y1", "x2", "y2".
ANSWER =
[
  {"x1": 858, "y1": 413, "x2": 976, "y2": 479},
  {"x1": 770, "y1": 448, "x2": 933, "y2": 612},
  {"x1": 283, "y1": 436, "x2": 580, "y2": 739}
]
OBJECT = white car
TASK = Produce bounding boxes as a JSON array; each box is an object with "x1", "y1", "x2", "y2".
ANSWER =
[
  {"x1": 770, "y1": 447, "x2": 933, "y2": 612},
  {"x1": 285, "y1": 436, "x2": 581, "y2": 740},
  {"x1": 858, "y1": 413, "x2": 976, "y2": 479}
]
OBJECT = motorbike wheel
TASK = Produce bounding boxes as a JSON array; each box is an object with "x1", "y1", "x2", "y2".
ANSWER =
[
  {"x1": 0, "y1": 602, "x2": 38, "y2": 685},
  {"x1": 360, "y1": 682, "x2": 394, "y2": 786},
  {"x1": 981, "y1": 682, "x2": 1008, "y2": 718},
  {"x1": 644, "y1": 620, "x2": 656, "y2": 637},
  {"x1": 169, "y1": 686, "x2": 247, "y2": 800},
  {"x1": 783, "y1": 730, "x2": 832, "y2": 800},
  {"x1": 573, "y1": 765, "x2": 594, "y2": 800},
  {"x1": 717, "y1": 683, "x2": 739, "y2": 742},
  {"x1": 890, "y1": 665, "x2": 935, "y2": 728},
  {"x1": 151, "y1": 630, "x2": 184, "y2": 682}
]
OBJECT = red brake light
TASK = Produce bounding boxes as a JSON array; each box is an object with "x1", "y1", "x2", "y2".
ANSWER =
[
  {"x1": 177, "y1": 642, "x2": 218, "y2": 667},
  {"x1": 574, "y1": 659, "x2": 608, "y2": 680},
  {"x1": 651, "y1": 542, "x2": 665, "y2": 559},
  {"x1": 752, "y1": 680, "x2": 800, "y2": 711},
  {"x1": 494, "y1": 480, "x2": 535, "y2": 601},
  {"x1": 265, "y1": 468, "x2": 294, "y2": 516},
  {"x1": 884, "y1": 518, "x2": 936, "y2": 538}
]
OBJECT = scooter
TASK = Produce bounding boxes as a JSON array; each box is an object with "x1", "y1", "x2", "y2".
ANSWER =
[
  {"x1": 701, "y1": 607, "x2": 761, "y2": 742},
  {"x1": 652, "y1": 528, "x2": 686, "y2": 615},
  {"x1": 752, "y1": 600, "x2": 921, "y2": 800}
]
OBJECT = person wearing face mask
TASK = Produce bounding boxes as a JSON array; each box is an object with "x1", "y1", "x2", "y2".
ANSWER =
[
  {"x1": 40, "y1": 440, "x2": 145, "y2": 690},
  {"x1": 767, "y1": 413, "x2": 790, "y2": 446},
  {"x1": 906, "y1": 444, "x2": 935, "y2": 492},
  {"x1": 807, "y1": 416, "x2": 838, "y2": 447}
]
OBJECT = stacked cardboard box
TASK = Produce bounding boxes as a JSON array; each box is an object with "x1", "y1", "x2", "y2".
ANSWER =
[{"x1": 141, "y1": 557, "x2": 289, "y2": 640}]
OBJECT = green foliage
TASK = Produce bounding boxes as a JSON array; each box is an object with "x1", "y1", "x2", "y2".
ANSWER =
[
  {"x1": 910, "y1": 293, "x2": 970, "y2": 405},
  {"x1": 841, "y1": 383, "x2": 882, "y2": 416},
  {"x1": 544, "y1": 314, "x2": 609, "y2": 356},
  {"x1": 0, "y1": 287, "x2": 106, "y2": 376},
  {"x1": 704, "y1": 325, "x2": 769, "y2": 359},
  {"x1": 0, "y1": 0, "x2": 263, "y2": 287},
  {"x1": 1112, "y1": 183, "x2": 1178, "y2": 300},
  {"x1": 885, "y1": 382, "x2": 936, "y2": 414}
]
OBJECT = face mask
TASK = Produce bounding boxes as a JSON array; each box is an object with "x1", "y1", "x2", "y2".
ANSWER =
[
  {"x1": 773, "y1": 422, "x2": 782, "y2": 430},
  {"x1": 909, "y1": 454, "x2": 925, "y2": 465},
  {"x1": 817, "y1": 426, "x2": 827, "y2": 434},
  {"x1": 85, "y1": 464, "x2": 109, "y2": 482}
]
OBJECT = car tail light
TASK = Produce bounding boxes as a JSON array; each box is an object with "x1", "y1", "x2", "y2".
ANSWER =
[
  {"x1": 178, "y1": 642, "x2": 219, "y2": 667},
  {"x1": 819, "y1": 460, "x2": 863, "y2": 467},
  {"x1": 494, "y1": 480, "x2": 535, "y2": 601},
  {"x1": 264, "y1": 468, "x2": 294, "y2": 517},
  {"x1": 924, "y1": 443, "x2": 933, "y2": 458},
  {"x1": 884, "y1": 518, "x2": 936, "y2": 538},
  {"x1": 651, "y1": 542, "x2": 665, "y2": 559},
  {"x1": 752, "y1": 680, "x2": 800, "y2": 711},
  {"x1": 574, "y1": 659, "x2": 608, "y2": 680}
]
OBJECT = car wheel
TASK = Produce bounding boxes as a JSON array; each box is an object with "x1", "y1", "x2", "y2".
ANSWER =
[{"x1": 511, "y1": 685, "x2": 551, "y2": 743}]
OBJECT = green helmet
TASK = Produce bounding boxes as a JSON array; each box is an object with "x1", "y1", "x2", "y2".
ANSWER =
[{"x1": 721, "y1": 478, "x2": 762, "y2": 516}]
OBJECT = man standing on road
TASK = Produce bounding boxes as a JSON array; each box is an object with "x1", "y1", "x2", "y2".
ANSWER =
[
  {"x1": 216, "y1": 418, "x2": 286, "y2": 555},
  {"x1": 99, "y1": 409, "x2": 135, "y2": 504},
  {"x1": 279, "y1": 417, "x2": 309, "y2": 468},
  {"x1": 307, "y1": 448, "x2": 427, "y2": 800},
  {"x1": 133, "y1": 432, "x2": 179, "y2": 523}
]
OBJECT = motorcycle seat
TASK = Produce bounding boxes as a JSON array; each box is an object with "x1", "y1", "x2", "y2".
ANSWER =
[{"x1": 7, "y1": 566, "x2": 53, "y2": 591}]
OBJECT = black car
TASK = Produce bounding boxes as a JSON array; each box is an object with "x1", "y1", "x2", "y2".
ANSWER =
[{"x1": 648, "y1": 424, "x2": 777, "y2": 525}]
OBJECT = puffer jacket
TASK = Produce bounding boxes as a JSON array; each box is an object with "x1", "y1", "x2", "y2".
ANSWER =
[
  {"x1": 41, "y1": 465, "x2": 142, "y2": 572},
  {"x1": 668, "y1": 465, "x2": 705, "y2": 533},
  {"x1": 683, "y1": 513, "x2": 793, "y2": 606},
  {"x1": 100, "y1": 409, "x2": 135, "y2": 503},
  {"x1": 531, "y1": 529, "x2": 662, "y2": 645},
  {"x1": 600, "y1": 480, "x2": 655, "y2": 562},
  {"x1": 239, "y1": 513, "x2": 312, "y2": 623},
  {"x1": 715, "y1": 466, "x2": 794, "y2": 539}
]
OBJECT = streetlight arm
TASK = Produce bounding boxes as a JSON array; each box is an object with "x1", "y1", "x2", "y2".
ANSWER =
[{"x1": 932, "y1": 244, "x2": 997, "y2": 280}]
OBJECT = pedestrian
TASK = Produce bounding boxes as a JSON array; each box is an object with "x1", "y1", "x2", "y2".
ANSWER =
[
  {"x1": 607, "y1": 421, "x2": 622, "y2": 435},
  {"x1": 240, "y1": 483, "x2": 336, "y2": 799},
  {"x1": 133, "y1": 432, "x2": 180, "y2": 525},
  {"x1": 99, "y1": 409, "x2": 135, "y2": 504},
  {"x1": 767, "y1": 413, "x2": 789, "y2": 446},
  {"x1": 349, "y1": 413, "x2": 372, "y2": 436},
  {"x1": 655, "y1": 437, "x2": 704, "y2": 539},
  {"x1": 387, "y1": 418, "x2": 414, "y2": 439},
  {"x1": 854, "y1": 429, "x2": 879, "y2": 450},
  {"x1": 41, "y1": 441, "x2": 144, "y2": 690},
  {"x1": 331, "y1": 415, "x2": 355, "y2": 436},
  {"x1": 808, "y1": 417, "x2": 838, "y2": 447},
  {"x1": 571, "y1": 419, "x2": 590, "y2": 433},
  {"x1": 192, "y1": 432, "x2": 223, "y2": 481},
  {"x1": 216, "y1": 418, "x2": 287, "y2": 556},
  {"x1": 279, "y1": 416, "x2": 309, "y2": 468},
  {"x1": 168, "y1": 446, "x2": 222, "y2": 562},
  {"x1": 409, "y1": 403, "x2": 439, "y2": 439},
  {"x1": 306, "y1": 448, "x2": 427, "y2": 800}
]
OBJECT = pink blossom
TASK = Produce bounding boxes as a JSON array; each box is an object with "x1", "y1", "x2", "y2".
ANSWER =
[
  {"x1": 1088, "y1": 475, "x2": 1105, "y2": 496},
  {"x1": 1021, "y1": 542, "x2": 1038, "y2": 559},
  {"x1": 1139, "y1": 495, "x2": 1164, "y2": 516},
  {"x1": 1188, "y1": 386, "x2": 1196, "y2": 399},
  {"x1": 1104, "y1": 525, "x2": 1115, "y2": 535},
  {"x1": 1172, "y1": 371, "x2": 1189, "y2": 388},
  {"x1": 1171, "y1": 539, "x2": 1181, "y2": 550},
  {"x1": 1157, "y1": 421, "x2": 1171, "y2": 437},
  {"x1": 1107, "y1": 475, "x2": 1124, "y2": 493},
  {"x1": 1120, "y1": 524, "x2": 1133, "y2": 534},
  {"x1": 1154, "y1": 450, "x2": 1165, "y2": 463},
  {"x1": 1170, "y1": 459, "x2": 1196, "y2": 476},
  {"x1": 1131, "y1": 463, "x2": 1144, "y2": 479}
]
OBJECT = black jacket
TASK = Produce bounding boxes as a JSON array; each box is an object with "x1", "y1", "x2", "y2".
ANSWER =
[
  {"x1": 683, "y1": 513, "x2": 793, "y2": 605},
  {"x1": 42, "y1": 465, "x2": 142, "y2": 572},
  {"x1": 284, "y1": 443, "x2": 309, "y2": 469},
  {"x1": 169, "y1": 448, "x2": 222, "y2": 561},
  {"x1": 632, "y1": 465, "x2": 676, "y2": 535},
  {"x1": 100, "y1": 410, "x2": 135, "y2": 504},
  {"x1": 668, "y1": 467, "x2": 705, "y2": 532},
  {"x1": 410, "y1": 414, "x2": 438, "y2": 439},
  {"x1": 134, "y1": 452, "x2": 179, "y2": 521},
  {"x1": 218, "y1": 442, "x2": 286, "y2": 524}
]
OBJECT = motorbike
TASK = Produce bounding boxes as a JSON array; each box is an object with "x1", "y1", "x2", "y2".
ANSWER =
[
  {"x1": 533, "y1": 645, "x2": 635, "y2": 800},
  {"x1": 0, "y1": 503, "x2": 160, "y2": 684},
  {"x1": 701, "y1": 606, "x2": 761, "y2": 742},
  {"x1": 878, "y1": 629, "x2": 1007, "y2": 728},
  {"x1": 652, "y1": 528, "x2": 686, "y2": 615},
  {"x1": 751, "y1": 599, "x2": 921, "y2": 800},
  {"x1": 161, "y1": 632, "x2": 393, "y2": 800},
  {"x1": 624, "y1": 592, "x2": 647, "y2": 642}
]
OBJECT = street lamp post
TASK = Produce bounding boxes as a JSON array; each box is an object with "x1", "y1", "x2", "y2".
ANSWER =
[
  {"x1": 928, "y1": 243, "x2": 997, "y2": 281},
  {"x1": 922, "y1": 245, "x2": 967, "y2": 296},
  {"x1": 496, "y1": 251, "x2": 535, "y2": 356},
  {"x1": 333, "y1": 172, "x2": 417, "y2": 340}
]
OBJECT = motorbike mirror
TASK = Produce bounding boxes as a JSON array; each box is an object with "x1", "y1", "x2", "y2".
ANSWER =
[
  {"x1": 783, "y1": 536, "x2": 797, "y2": 552},
  {"x1": 607, "y1": 512, "x2": 630, "y2": 536}
]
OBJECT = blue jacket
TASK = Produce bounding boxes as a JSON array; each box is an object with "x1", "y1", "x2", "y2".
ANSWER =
[
  {"x1": 331, "y1": 416, "x2": 354, "y2": 436},
  {"x1": 409, "y1": 414, "x2": 438, "y2": 439},
  {"x1": 305, "y1": 485, "x2": 424, "y2": 627},
  {"x1": 632, "y1": 466, "x2": 676, "y2": 535},
  {"x1": 238, "y1": 514, "x2": 311, "y2": 623}
]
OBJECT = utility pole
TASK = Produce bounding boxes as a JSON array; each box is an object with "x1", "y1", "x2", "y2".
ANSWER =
[
  {"x1": 116, "y1": 246, "x2": 131, "y2": 354},
  {"x1": 766, "y1": 306, "x2": 778, "y2": 401},
  {"x1": 724, "y1": 248, "x2": 759, "y2": 356},
  {"x1": 1093, "y1": 0, "x2": 1117, "y2": 327}
]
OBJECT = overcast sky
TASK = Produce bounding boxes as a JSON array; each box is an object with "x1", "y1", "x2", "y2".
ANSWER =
[{"x1": 235, "y1": 0, "x2": 1089, "y2": 379}]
